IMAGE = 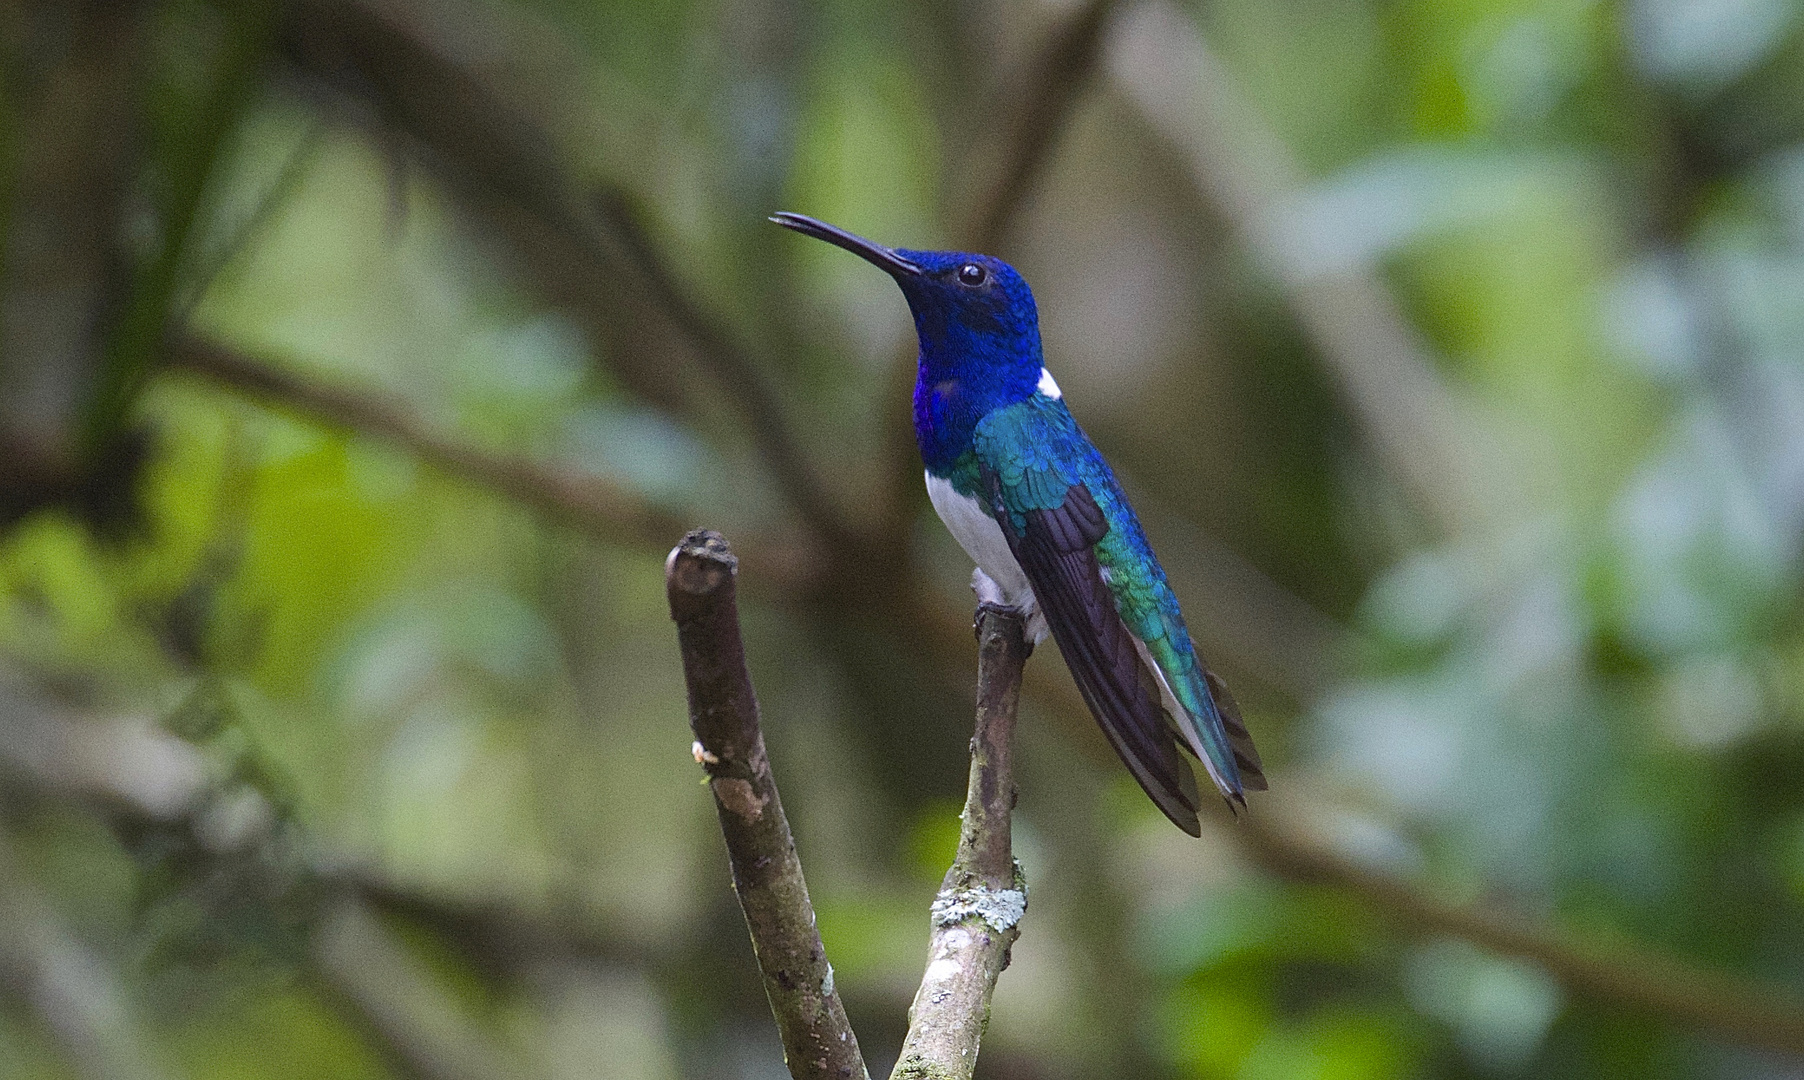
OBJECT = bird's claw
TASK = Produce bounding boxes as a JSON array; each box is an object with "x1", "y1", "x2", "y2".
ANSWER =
[
  {"x1": 974, "y1": 599, "x2": 1017, "y2": 637},
  {"x1": 969, "y1": 568, "x2": 1035, "y2": 652},
  {"x1": 971, "y1": 569, "x2": 1013, "y2": 638}
]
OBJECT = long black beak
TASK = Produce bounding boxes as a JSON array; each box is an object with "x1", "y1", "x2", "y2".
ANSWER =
[{"x1": 769, "y1": 212, "x2": 921, "y2": 278}]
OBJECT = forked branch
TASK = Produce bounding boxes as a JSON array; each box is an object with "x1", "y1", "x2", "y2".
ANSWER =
[{"x1": 667, "y1": 534, "x2": 1032, "y2": 1080}]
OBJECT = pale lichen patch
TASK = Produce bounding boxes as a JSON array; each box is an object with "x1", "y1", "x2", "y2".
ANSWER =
[{"x1": 930, "y1": 883, "x2": 1026, "y2": 932}]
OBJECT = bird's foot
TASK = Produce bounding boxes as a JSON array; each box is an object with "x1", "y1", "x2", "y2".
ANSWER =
[
  {"x1": 971, "y1": 569, "x2": 1012, "y2": 635},
  {"x1": 971, "y1": 568, "x2": 1008, "y2": 612},
  {"x1": 970, "y1": 569, "x2": 1037, "y2": 655}
]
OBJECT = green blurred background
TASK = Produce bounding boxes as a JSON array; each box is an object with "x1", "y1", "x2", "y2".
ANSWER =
[{"x1": 4, "y1": 0, "x2": 1804, "y2": 1076}]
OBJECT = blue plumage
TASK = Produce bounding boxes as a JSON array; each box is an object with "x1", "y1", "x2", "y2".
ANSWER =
[
  {"x1": 772, "y1": 213, "x2": 1265, "y2": 832},
  {"x1": 891, "y1": 250, "x2": 1045, "y2": 473}
]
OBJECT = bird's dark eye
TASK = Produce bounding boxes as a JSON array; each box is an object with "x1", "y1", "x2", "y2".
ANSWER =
[{"x1": 956, "y1": 263, "x2": 988, "y2": 287}]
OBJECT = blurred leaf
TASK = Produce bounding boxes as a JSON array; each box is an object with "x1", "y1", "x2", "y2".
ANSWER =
[{"x1": 1404, "y1": 938, "x2": 1563, "y2": 1070}]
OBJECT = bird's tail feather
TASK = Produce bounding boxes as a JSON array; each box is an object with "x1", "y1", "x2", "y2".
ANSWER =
[{"x1": 1205, "y1": 670, "x2": 1266, "y2": 792}]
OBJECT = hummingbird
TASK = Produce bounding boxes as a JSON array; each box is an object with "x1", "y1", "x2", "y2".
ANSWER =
[{"x1": 771, "y1": 212, "x2": 1265, "y2": 833}]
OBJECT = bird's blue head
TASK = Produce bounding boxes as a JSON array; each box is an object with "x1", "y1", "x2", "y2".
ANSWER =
[{"x1": 772, "y1": 212, "x2": 1045, "y2": 473}]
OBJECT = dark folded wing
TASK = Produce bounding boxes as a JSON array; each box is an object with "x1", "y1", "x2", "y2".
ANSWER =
[{"x1": 985, "y1": 469, "x2": 1202, "y2": 835}]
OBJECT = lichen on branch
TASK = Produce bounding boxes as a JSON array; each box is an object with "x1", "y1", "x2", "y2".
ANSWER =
[{"x1": 890, "y1": 603, "x2": 1032, "y2": 1080}]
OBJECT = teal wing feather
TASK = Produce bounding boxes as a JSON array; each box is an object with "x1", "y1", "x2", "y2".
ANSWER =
[{"x1": 968, "y1": 397, "x2": 1264, "y2": 817}]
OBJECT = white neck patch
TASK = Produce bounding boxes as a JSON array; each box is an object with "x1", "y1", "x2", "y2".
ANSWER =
[{"x1": 1036, "y1": 367, "x2": 1062, "y2": 399}]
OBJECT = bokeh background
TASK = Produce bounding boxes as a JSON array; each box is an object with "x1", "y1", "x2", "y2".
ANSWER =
[{"x1": 5, "y1": 0, "x2": 1804, "y2": 1076}]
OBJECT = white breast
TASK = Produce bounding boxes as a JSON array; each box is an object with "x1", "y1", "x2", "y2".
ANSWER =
[
  {"x1": 925, "y1": 472, "x2": 1029, "y2": 598},
  {"x1": 925, "y1": 473, "x2": 1044, "y2": 640}
]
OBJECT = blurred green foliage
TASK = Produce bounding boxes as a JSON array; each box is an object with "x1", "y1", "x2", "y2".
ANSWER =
[{"x1": 4, "y1": 0, "x2": 1804, "y2": 1077}]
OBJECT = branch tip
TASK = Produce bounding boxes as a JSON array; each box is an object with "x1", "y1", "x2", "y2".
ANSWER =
[{"x1": 667, "y1": 529, "x2": 738, "y2": 608}]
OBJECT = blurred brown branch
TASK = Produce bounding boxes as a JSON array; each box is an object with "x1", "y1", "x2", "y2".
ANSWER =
[
  {"x1": 167, "y1": 336, "x2": 682, "y2": 551},
  {"x1": 953, "y1": 0, "x2": 1127, "y2": 253},
  {"x1": 84, "y1": 0, "x2": 272, "y2": 457},
  {"x1": 891, "y1": 603, "x2": 1030, "y2": 1080},
  {"x1": 341, "y1": 871, "x2": 659, "y2": 977},
  {"x1": 667, "y1": 531, "x2": 870, "y2": 1080},
  {"x1": 0, "y1": 0, "x2": 145, "y2": 533},
  {"x1": 165, "y1": 333, "x2": 820, "y2": 587},
  {"x1": 1240, "y1": 814, "x2": 1804, "y2": 1058}
]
